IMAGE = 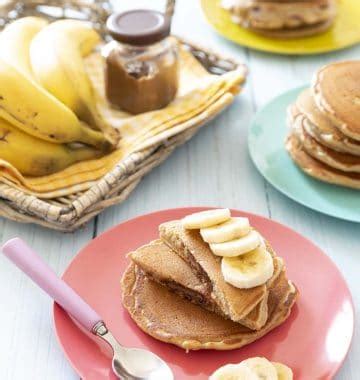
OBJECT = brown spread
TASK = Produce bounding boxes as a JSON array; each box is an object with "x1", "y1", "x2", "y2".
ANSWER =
[
  {"x1": 105, "y1": 10, "x2": 179, "y2": 114},
  {"x1": 105, "y1": 45, "x2": 178, "y2": 114}
]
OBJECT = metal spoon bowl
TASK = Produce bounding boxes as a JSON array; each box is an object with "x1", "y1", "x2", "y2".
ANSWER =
[
  {"x1": 95, "y1": 321, "x2": 173, "y2": 380},
  {"x1": 113, "y1": 348, "x2": 173, "y2": 380}
]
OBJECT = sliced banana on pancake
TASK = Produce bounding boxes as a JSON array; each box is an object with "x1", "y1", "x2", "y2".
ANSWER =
[
  {"x1": 182, "y1": 209, "x2": 230, "y2": 229},
  {"x1": 200, "y1": 217, "x2": 250, "y2": 243},
  {"x1": 241, "y1": 357, "x2": 278, "y2": 380},
  {"x1": 272, "y1": 362, "x2": 293, "y2": 380},
  {"x1": 209, "y1": 363, "x2": 258, "y2": 380},
  {"x1": 221, "y1": 243, "x2": 274, "y2": 289},
  {"x1": 210, "y1": 230, "x2": 261, "y2": 257}
]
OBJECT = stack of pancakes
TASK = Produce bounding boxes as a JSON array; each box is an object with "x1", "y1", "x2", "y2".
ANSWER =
[
  {"x1": 286, "y1": 61, "x2": 360, "y2": 189},
  {"x1": 222, "y1": 0, "x2": 337, "y2": 38},
  {"x1": 122, "y1": 220, "x2": 298, "y2": 351}
]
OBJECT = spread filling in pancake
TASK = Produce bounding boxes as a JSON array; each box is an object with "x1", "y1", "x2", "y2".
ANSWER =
[
  {"x1": 130, "y1": 240, "x2": 214, "y2": 309},
  {"x1": 159, "y1": 220, "x2": 270, "y2": 324},
  {"x1": 130, "y1": 239, "x2": 284, "y2": 330},
  {"x1": 121, "y1": 262, "x2": 298, "y2": 350}
]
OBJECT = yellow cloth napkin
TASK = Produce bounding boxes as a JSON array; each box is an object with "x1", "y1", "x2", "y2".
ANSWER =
[{"x1": 0, "y1": 42, "x2": 246, "y2": 198}]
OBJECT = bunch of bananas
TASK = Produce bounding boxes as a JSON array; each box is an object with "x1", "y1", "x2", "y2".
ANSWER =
[{"x1": 0, "y1": 17, "x2": 118, "y2": 177}]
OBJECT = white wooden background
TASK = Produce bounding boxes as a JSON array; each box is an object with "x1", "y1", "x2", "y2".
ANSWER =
[{"x1": 0, "y1": 1, "x2": 358, "y2": 379}]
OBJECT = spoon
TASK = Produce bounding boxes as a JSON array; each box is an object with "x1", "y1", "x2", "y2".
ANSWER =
[{"x1": 2, "y1": 238, "x2": 174, "y2": 380}]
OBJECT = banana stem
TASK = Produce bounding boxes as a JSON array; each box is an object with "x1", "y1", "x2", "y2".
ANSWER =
[{"x1": 79, "y1": 122, "x2": 114, "y2": 151}]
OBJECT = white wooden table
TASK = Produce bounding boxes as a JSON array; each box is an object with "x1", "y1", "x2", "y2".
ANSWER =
[{"x1": 0, "y1": 1, "x2": 358, "y2": 379}]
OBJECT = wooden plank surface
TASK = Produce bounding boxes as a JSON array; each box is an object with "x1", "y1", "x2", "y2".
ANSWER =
[{"x1": 0, "y1": 1, "x2": 358, "y2": 379}]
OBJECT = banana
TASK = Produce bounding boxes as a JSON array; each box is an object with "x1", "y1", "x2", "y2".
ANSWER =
[
  {"x1": 209, "y1": 363, "x2": 258, "y2": 380},
  {"x1": 30, "y1": 20, "x2": 118, "y2": 145},
  {"x1": 210, "y1": 230, "x2": 261, "y2": 257},
  {"x1": 182, "y1": 209, "x2": 231, "y2": 229},
  {"x1": 0, "y1": 119, "x2": 103, "y2": 176},
  {"x1": 221, "y1": 242, "x2": 274, "y2": 288},
  {"x1": 272, "y1": 362, "x2": 293, "y2": 380},
  {"x1": 200, "y1": 217, "x2": 250, "y2": 243},
  {"x1": 0, "y1": 17, "x2": 48, "y2": 77},
  {"x1": 210, "y1": 358, "x2": 293, "y2": 380},
  {"x1": 0, "y1": 57, "x2": 110, "y2": 149},
  {"x1": 241, "y1": 357, "x2": 278, "y2": 380}
]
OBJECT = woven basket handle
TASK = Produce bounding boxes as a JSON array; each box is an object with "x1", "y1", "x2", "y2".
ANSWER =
[{"x1": 165, "y1": 0, "x2": 176, "y2": 19}]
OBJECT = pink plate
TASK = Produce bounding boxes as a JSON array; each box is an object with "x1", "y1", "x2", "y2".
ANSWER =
[{"x1": 54, "y1": 208, "x2": 354, "y2": 380}]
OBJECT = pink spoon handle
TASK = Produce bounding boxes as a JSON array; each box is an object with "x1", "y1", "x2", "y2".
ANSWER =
[{"x1": 1, "y1": 237, "x2": 102, "y2": 332}]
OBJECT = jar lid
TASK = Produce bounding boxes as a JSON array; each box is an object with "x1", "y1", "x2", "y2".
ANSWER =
[{"x1": 106, "y1": 10, "x2": 171, "y2": 46}]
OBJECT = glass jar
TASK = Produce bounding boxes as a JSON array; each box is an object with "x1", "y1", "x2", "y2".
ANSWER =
[{"x1": 104, "y1": 10, "x2": 179, "y2": 115}]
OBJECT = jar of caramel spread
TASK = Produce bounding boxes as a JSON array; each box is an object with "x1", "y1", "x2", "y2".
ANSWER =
[{"x1": 104, "y1": 10, "x2": 179, "y2": 115}]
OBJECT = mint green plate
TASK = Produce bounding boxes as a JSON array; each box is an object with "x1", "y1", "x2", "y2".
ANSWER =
[{"x1": 248, "y1": 86, "x2": 360, "y2": 223}]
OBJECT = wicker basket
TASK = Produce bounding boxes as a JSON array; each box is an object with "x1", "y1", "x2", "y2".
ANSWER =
[{"x1": 0, "y1": 1, "x2": 244, "y2": 231}]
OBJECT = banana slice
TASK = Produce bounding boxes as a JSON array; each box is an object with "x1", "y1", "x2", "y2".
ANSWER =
[
  {"x1": 200, "y1": 217, "x2": 250, "y2": 243},
  {"x1": 209, "y1": 363, "x2": 258, "y2": 380},
  {"x1": 210, "y1": 230, "x2": 261, "y2": 257},
  {"x1": 221, "y1": 244, "x2": 274, "y2": 289},
  {"x1": 182, "y1": 209, "x2": 231, "y2": 229},
  {"x1": 272, "y1": 362, "x2": 293, "y2": 380},
  {"x1": 241, "y1": 357, "x2": 278, "y2": 380}
]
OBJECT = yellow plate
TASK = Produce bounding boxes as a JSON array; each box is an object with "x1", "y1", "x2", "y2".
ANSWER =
[{"x1": 201, "y1": 0, "x2": 360, "y2": 55}]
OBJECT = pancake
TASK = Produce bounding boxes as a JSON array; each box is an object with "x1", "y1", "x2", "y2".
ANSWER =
[
  {"x1": 130, "y1": 240, "x2": 214, "y2": 310},
  {"x1": 130, "y1": 239, "x2": 284, "y2": 330},
  {"x1": 121, "y1": 262, "x2": 297, "y2": 350},
  {"x1": 313, "y1": 61, "x2": 360, "y2": 141},
  {"x1": 249, "y1": 18, "x2": 334, "y2": 39},
  {"x1": 286, "y1": 133, "x2": 360, "y2": 189},
  {"x1": 223, "y1": 0, "x2": 336, "y2": 37},
  {"x1": 159, "y1": 221, "x2": 269, "y2": 324},
  {"x1": 295, "y1": 89, "x2": 360, "y2": 156},
  {"x1": 290, "y1": 113, "x2": 360, "y2": 173}
]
